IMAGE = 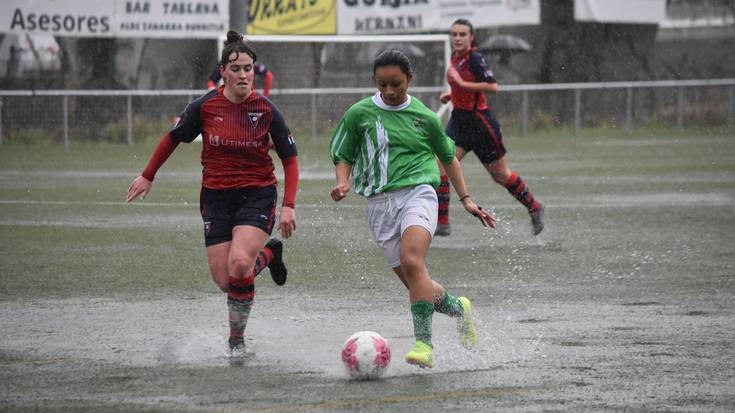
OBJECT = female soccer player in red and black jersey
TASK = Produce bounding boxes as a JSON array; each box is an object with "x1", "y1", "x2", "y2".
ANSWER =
[
  {"x1": 436, "y1": 19, "x2": 545, "y2": 236},
  {"x1": 127, "y1": 31, "x2": 299, "y2": 353}
]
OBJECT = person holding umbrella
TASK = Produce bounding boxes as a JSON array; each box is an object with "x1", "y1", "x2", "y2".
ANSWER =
[{"x1": 436, "y1": 18, "x2": 545, "y2": 236}]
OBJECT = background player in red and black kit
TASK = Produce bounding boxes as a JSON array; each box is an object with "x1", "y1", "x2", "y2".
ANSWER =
[
  {"x1": 127, "y1": 31, "x2": 299, "y2": 353},
  {"x1": 437, "y1": 18, "x2": 545, "y2": 236},
  {"x1": 208, "y1": 60, "x2": 273, "y2": 97}
]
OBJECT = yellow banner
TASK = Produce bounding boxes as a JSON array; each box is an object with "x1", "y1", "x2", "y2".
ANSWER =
[{"x1": 247, "y1": 0, "x2": 336, "y2": 35}]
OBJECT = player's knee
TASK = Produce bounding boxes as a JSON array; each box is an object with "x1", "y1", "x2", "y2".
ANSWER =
[
  {"x1": 399, "y1": 254, "x2": 425, "y2": 277},
  {"x1": 229, "y1": 256, "x2": 255, "y2": 278},
  {"x1": 488, "y1": 167, "x2": 510, "y2": 185}
]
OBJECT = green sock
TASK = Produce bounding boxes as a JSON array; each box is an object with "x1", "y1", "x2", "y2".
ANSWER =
[
  {"x1": 434, "y1": 291, "x2": 464, "y2": 318},
  {"x1": 411, "y1": 301, "x2": 434, "y2": 347}
]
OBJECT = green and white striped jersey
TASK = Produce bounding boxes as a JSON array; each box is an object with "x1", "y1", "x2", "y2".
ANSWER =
[{"x1": 329, "y1": 93, "x2": 455, "y2": 197}]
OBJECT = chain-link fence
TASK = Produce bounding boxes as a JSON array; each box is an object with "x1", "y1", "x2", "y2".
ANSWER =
[{"x1": 1, "y1": 79, "x2": 733, "y2": 147}]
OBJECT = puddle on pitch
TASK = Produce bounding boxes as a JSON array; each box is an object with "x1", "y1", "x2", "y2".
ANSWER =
[{"x1": 1, "y1": 293, "x2": 545, "y2": 379}]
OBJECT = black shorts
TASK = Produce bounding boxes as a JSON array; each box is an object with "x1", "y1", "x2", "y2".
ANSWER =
[
  {"x1": 446, "y1": 108, "x2": 507, "y2": 164},
  {"x1": 200, "y1": 186, "x2": 277, "y2": 247}
]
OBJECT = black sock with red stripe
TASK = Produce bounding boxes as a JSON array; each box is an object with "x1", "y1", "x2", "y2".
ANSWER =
[
  {"x1": 227, "y1": 276, "x2": 255, "y2": 342},
  {"x1": 253, "y1": 248, "x2": 273, "y2": 278},
  {"x1": 437, "y1": 173, "x2": 451, "y2": 225},
  {"x1": 505, "y1": 172, "x2": 541, "y2": 212}
]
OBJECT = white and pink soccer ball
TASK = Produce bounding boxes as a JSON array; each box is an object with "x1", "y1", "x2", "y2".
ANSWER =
[{"x1": 341, "y1": 331, "x2": 391, "y2": 380}]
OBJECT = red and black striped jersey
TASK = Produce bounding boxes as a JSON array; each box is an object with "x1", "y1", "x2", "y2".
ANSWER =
[
  {"x1": 171, "y1": 85, "x2": 297, "y2": 190},
  {"x1": 448, "y1": 49, "x2": 497, "y2": 111}
]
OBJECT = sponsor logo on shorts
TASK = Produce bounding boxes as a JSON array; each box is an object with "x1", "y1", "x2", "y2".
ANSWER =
[{"x1": 204, "y1": 221, "x2": 212, "y2": 235}]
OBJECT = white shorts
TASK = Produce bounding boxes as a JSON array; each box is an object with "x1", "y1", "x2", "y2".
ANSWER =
[{"x1": 365, "y1": 184, "x2": 438, "y2": 268}]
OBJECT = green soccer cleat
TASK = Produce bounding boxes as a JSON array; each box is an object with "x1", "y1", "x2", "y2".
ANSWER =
[
  {"x1": 457, "y1": 297, "x2": 477, "y2": 350},
  {"x1": 405, "y1": 340, "x2": 434, "y2": 368}
]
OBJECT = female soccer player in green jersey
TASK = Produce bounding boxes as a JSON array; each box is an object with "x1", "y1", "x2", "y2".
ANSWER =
[{"x1": 330, "y1": 50, "x2": 496, "y2": 369}]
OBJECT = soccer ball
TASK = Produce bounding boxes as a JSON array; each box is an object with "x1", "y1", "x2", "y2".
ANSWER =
[{"x1": 341, "y1": 331, "x2": 391, "y2": 380}]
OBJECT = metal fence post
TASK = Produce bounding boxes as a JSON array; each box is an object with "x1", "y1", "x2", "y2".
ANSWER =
[
  {"x1": 677, "y1": 86, "x2": 684, "y2": 129},
  {"x1": 63, "y1": 95, "x2": 69, "y2": 150},
  {"x1": 2, "y1": 79, "x2": 734, "y2": 148},
  {"x1": 625, "y1": 87, "x2": 633, "y2": 134},
  {"x1": 728, "y1": 85, "x2": 734, "y2": 128},
  {"x1": 127, "y1": 95, "x2": 133, "y2": 145},
  {"x1": 310, "y1": 94, "x2": 317, "y2": 143},
  {"x1": 521, "y1": 90, "x2": 528, "y2": 137},
  {"x1": 574, "y1": 89, "x2": 581, "y2": 135}
]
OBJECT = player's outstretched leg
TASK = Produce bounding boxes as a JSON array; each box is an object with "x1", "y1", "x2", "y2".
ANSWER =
[
  {"x1": 504, "y1": 172, "x2": 544, "y2": 235},
  {"x1": 457, "y1": 297, "x2": 477, "y2": 349},
  {"x1": 435, "y1": 173, "x2": 451, "y2": 236},
  {"x1": 227, "y1": 276, "x2": 254, "y2": 353},
  {"x1": 265, "y1": 238, "x2": 287, "y2": 286},
  {"x1": 434, "y1": 291, "x2": 477, "y2": 350},
  {"x1": 530, "y1": 202, "x2": 545, "y2": 236},
  {"x1": 405, "y1": 301, "x2": 435, "y2": 368}
]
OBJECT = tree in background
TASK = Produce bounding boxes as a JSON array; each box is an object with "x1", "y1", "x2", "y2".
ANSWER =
[{"x1": 538, "y1": 0, "x2": 658, "y2": 84}]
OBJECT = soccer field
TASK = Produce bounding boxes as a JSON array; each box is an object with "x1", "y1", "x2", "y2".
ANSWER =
[{"x1": 1, "y1": 127, "x2": 734, "y2": 412}]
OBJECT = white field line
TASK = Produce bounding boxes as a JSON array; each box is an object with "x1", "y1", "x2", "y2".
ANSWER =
[
  {"x1": 2, "y1": 170, "x2": 734, "y2": 184},
  {"x1": 0, "y1": 199, "x2": 361, "y2": 208},
  {"x1": 0, "y1": 169, "x2": 335, "y2": 180},
  {"x1": 1, "y1": 190, "x2": 733, "y2": 208}
]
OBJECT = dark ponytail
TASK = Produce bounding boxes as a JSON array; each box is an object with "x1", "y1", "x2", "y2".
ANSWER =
[{"x1": 219, "y1": 30, "x2": 257, "y2": 67}]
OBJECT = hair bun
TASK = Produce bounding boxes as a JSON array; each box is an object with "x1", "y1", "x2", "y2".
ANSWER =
[{"x1": 225, "y1": 30, "x2": 242, "y2": 45}]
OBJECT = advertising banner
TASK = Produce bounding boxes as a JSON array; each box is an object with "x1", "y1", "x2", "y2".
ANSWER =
[
  {"x1": 337, "y1": 0, "x2": 539, "y2": 35},
  {"x1": 574, "y1": 0, "x2": 665, "y2": 24},
  {"x1": 0, "y1": 0, "x2": 229, "y2": 38},
  {"x1": 247, "y1": 0, "x2": 337, "y2": 35}
]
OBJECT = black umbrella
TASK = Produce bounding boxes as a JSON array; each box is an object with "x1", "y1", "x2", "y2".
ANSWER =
[
  {"x1": 479, "y1": 34, "x2": 532, "y2": 53},
  {"x1": 479, "y1": 34, "x2": 532, "y2": 65}
]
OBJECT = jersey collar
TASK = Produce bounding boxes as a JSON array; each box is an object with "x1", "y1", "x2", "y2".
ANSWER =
[
  {"x1": 454, "y1": 45, "x2": 479, "y2": 57},
  {"x1": 371, "y1": 92, "x2": 412, "y2": 111}
]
